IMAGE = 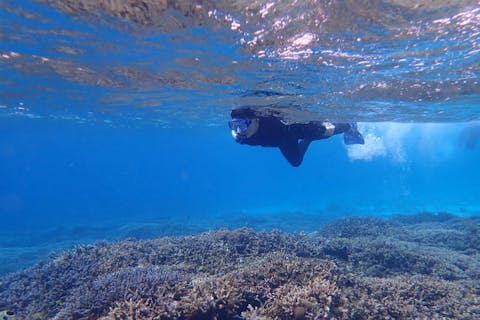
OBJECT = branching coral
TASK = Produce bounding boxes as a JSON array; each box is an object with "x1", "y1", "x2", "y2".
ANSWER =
[
  {"x1": 54, "y1": 265, "x2": 183, "y2": 319},
  {"x1": 341, "y1": 274, "x2": 480, "y2": 319},
  {"x1": 1, "y1": 214, "x2": 479, "y2": 319},
  {"x1": 104, "y1": 254, "x2": 342, "y2": 320}
]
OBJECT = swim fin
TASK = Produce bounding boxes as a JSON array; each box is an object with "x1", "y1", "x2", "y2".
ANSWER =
[{"x1": 344, "y1": 123, "x2": 365, "y2": 145}]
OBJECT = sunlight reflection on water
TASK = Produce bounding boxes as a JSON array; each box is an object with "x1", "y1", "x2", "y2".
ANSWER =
[{"x1": 0, "y1": 0, "x2": 479, "y2": 124}]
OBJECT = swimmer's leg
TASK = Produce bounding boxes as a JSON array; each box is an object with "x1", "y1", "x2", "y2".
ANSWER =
[
  {"x1": 332, "y1": 123, "x2": 350, "y2": 134},
  {"x1": 298, "y1": 121, "x2": 364, "y2": 144},
  {"x1": 291, "y1": 122, "x2": 348, "y2": 140},
  {"x1": 279, "y1": 139, "x2": 311, "y2": 167}
]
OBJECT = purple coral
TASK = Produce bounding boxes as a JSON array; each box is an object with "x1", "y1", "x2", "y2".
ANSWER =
[{"x1": 55, "y1": 265, "x2": 183, "y2": 319}]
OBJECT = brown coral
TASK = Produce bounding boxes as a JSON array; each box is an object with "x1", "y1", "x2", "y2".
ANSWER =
[
  {"x1": 103, "y1": 254, "x2": 342, "y2": 320},
  {"x1": 1, "y1": 216, "x2": 480, "y2": 319}
]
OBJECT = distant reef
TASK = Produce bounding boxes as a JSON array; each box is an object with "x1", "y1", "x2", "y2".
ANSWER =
[{"x1": 1, "y1": 212, "x2": 479, "y2": 319}]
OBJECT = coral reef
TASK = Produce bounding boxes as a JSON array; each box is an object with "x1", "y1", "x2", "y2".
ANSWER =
[
  {"x1": 317, "y1": 216, "x2": 396, "y2": 239},
  {"x1": 343, "y1": 275, "x2": 480, "y2": 319},
  {"x1": 0, "y1": 213, "x2": 479, "y2": 319},
  {"x1": 317, "y1": 214, "x2": 480, "y2": 279},
  {"x1": 54, "y1": 266, "x2": 183, "y2": 319},
  {"x1": 103, "y1": 254, "x2": 341, "y2": 320}
]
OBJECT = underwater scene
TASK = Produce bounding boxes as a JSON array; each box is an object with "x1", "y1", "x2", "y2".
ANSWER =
[{"x1": 1, "y1": 0, "x2": 480, "y2": 319}]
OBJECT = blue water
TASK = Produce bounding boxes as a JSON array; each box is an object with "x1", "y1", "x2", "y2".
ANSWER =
[{"x1": 1, "y1": 0, "x2": 480, "y2": 274}]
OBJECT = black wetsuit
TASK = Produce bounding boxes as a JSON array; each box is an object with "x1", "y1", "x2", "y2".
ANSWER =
[{"x1": 231, "y1": 107, "x2": 352, "y2": 167}]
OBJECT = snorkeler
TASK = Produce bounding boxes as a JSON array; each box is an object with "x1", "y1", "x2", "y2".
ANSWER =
[{"x1": 229, "y1": 106, "x2": 365, "y2": 167}]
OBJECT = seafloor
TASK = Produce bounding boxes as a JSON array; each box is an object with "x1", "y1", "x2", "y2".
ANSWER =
[{"x1": 0, "y1": 212, "x2": 479, "y2": 319}]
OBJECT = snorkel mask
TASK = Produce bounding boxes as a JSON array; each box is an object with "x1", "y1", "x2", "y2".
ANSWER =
[{"x1": 229, "y1": 118, "x2": 259, "y2": 140}]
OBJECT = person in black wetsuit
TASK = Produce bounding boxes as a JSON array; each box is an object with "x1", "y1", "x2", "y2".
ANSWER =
[{"x1": 229, "y1": 106, "x2": 365, "y2": 167}]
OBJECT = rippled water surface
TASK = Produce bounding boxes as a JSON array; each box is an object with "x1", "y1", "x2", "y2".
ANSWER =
[{"x1": 1, "y1": 0, "x2": 479, "y2": 123}]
